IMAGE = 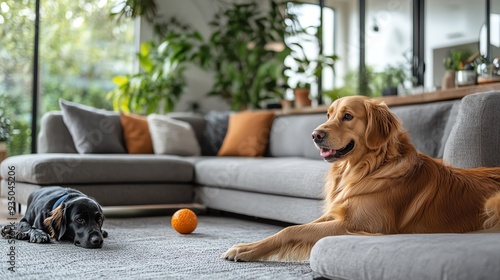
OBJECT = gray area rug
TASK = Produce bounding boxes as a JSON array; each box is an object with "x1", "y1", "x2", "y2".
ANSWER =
[{"x1": 0, "y1": 216, "x2": 316, "y2": 279}]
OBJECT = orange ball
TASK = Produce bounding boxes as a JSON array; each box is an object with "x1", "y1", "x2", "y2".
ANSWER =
[{"x1": 171, "y1": 208, "x2": 198, "y2": 234}]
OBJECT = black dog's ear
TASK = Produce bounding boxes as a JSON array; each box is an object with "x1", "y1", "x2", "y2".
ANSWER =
[{"x1": 43, "y1": 204, "x2": 67, "y2": 241}]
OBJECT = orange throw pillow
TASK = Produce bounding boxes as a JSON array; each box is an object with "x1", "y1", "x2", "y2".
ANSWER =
[
  {"x1": 120, "y1": 113, "x2": 154, "y2": 154},
  {"x1": 217, "y1": 111, "x2": 275, "y2": 157}
]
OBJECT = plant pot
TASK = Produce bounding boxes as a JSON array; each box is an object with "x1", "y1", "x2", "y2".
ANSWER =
[
  {"x1": 280, "y1": 100, "x2": 293, "y2": 110},
  {"x1": 442, "y1": 70, "x2": 456, "y2": 90},
  {"x1": 455, "y1": 70, "x2": 476, "y2": 86},
  {"x1": 382, "y1": 86, "x2": 398, "y2": 96},
  {"x1": 294, "y1": 88, "x2": 312, "y2": 108}
]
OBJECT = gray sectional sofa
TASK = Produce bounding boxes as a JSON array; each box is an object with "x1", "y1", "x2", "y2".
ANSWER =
[{"x1": 1, "y1": 90, "x2": 500, "y2": 279}]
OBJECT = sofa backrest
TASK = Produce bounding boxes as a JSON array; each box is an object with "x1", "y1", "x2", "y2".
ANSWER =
[
  {"x1": 38, "y1": 112, "x2": 207, "y2": 154},
  {"x1": 390, "y1": 99, "x2": 461, "y2": 158},
  {"x1": 38, "y1": 91, "x2": 498, "y2": 166},
  {"x1": 38, "y1": 111, "x2": 78, "y2": 153},
  {"x1": 269, "y1": 99, "x2": 463, "y2": 160},
  {"x1": 269, "y1": 114, "x2": 325, "y2": 160},
  {"x1": 443, "y1": 90, "x2": 500, "y2": 168}
]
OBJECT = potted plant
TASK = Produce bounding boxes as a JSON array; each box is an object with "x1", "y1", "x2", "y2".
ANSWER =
[
  {"x1": 107, "y1": 20, "x2": 209, "y2": 114},
  {"x1": 286, "y1": 51, "x2": 339, "y2": 107},
  {"x1": 379, "y1": 64, "x2": 407, "y2": 96},
  {"x1": 283, "y1": 4, "x2": 339, "y2": 107},
  {"x1": 442, "y1": 48, "x2": 472, "y2": 89}
]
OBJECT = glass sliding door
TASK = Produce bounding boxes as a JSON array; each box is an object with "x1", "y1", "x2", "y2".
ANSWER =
[
  {"x1": 0, "y1": 0, "x2": 36, "y2": 155},
  {"x1": 365, "y1": 0, "x2": 413, "y2": 97},
  {"x1": 0, "y1": 0, "x2": 135, "y2": 155}
]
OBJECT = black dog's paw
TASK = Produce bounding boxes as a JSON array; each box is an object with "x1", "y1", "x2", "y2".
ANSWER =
[
  {"x1": 102, "y1": 230, "x2": 108, "y2": 238},
  {"x1": 1, "y1": 225, "x2": 16, "y2": 239},
  {"x1": 29, "y1": 229, "x2": 50, "y2": 243}
]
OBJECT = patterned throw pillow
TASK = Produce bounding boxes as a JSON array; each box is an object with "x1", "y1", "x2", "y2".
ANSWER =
[{"x1": 201, "y1": 111, "x2": 231, "y2": 156}]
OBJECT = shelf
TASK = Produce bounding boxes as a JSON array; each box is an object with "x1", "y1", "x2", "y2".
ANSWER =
[{"x1": 277, "y1": 82, "x2": 500, "y2": 115}]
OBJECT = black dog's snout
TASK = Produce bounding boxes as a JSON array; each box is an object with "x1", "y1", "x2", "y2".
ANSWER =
[
  {"x1": 90, "y1": 235, "x2": 103, "y2": 247},
  {"x1": 312, "y1": 130, "x2": 327, "y2": 143}
]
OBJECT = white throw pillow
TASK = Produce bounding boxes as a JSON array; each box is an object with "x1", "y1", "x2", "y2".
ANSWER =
[{"x1": 147, "y1": 114, "x2": 201, "y2": 156}]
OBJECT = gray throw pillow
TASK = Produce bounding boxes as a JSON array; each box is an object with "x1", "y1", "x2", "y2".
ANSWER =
[
  {"x1": 147, "y1": 114, "x2": 201, "y2": 156},
  {"x1": 59, "y1": 99, "x2": 126, "y2": 154}
]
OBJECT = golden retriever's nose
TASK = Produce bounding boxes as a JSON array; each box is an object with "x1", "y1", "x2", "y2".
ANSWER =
[{"x1": 312, "y1": 130, "x2": 327, "y2": 143}]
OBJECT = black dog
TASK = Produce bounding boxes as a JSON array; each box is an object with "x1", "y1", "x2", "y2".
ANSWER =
[{"x1": 1, "y1": 186, "x2": 107, "y2": 249}]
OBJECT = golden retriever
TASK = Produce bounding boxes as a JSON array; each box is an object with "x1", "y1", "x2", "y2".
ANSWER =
[{"x1": 222, "y1": 95, "x2": 500, "y2": 262}]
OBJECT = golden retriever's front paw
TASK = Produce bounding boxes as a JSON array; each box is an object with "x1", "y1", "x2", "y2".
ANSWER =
[{"x1": 221, "y1": 243, "x2": 257, "y2": 262}]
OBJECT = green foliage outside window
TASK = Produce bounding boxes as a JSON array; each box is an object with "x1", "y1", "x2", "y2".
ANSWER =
[{"x1": 0, "y1": 0, "x2": 134, "y2": 155}]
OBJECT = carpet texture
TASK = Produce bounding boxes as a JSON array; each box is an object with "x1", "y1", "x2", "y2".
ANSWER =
[{"x1": 0, "y1": 216, "x2": 316, "y2": 279}]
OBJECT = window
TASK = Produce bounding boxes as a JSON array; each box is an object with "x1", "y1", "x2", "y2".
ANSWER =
[
  {"x1": 284, "y1": 1, "x2": 335, "y2": 103},
  {"x1": 0, "y1": 0, "x2": 135, "y2": 155}
]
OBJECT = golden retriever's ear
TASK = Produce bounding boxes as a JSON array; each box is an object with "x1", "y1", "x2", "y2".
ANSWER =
[
  {"x1": 364, "y1": 99, "x2": 400, "y2": 149},
  {"x1": 43, "y1": 205, "x2": 67, "y2": 240}
]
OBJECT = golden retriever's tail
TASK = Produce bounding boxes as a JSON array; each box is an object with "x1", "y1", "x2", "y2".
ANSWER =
[{"x1": 484, "y1": 191, "x2": 500, "y2": 230}]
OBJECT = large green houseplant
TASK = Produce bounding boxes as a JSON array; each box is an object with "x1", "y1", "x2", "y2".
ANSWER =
[
  {"x1": 204, "y1": 0, "x2": 292, "y2": 110},
  {"x1": 107, "y1": 20, "x2": 209, "y2": 114}
]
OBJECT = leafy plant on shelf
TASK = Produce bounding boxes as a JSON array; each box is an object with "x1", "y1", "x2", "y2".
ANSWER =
[
  {"x1": 285, "y1": 42, "x2": 338, "y2": 89},
  {"x1": 443, "y1": 48, "x2": 473, "y2": 71},
  {"x1": 107, "y1": 19, "x2": 210, "y2": 114}
]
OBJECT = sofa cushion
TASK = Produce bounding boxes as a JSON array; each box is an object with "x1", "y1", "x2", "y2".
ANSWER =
[
  {"x1": 310, "y1": 233, "x2": 500, "y2": 280},
  {"x1": 59, "y1": 99, "x2": 127, "y2": 154},
  {"x1": 218, "y1": 111, "x2": 275, "y2": 157},
  {"x1": 147, "y1": 114, "x2": 201, "y2": 156},
  {"x1": 390, "y1": 99, "x2": 460, "y2": 158},
  {"x1": 166, "y1": 112, "x2": 206, "y2": 146},
  {"x1": 120, "y1": 113, "x2": 153, "y2": 154},
  {"x1": 194, "y1": 157, "x2": 329, "y2": 199},
  {"x1": 0, "y1": 154, "x2": 194, "y2": 185},
  {"x1": 269, "y1": 114, "x2": 325, "y2": 160},
  {"x1": 444, "y1": 91, "x2": 500, "y2": 168},
  {"x1": 201, "y1": 111, "x2": 231, "y2": 156}
]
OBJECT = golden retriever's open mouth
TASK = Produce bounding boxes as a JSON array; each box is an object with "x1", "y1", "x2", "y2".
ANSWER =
[{"x1": 320, "y1": 140, "x2": 355, "y2": 160}]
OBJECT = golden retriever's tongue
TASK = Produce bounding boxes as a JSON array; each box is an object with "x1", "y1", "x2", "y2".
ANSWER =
[{"x1": 320, "y1": 148, "x2": 335, "y2": 158}]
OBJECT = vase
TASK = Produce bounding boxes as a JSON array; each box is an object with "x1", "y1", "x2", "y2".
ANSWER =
[
  {"x1": 294, "y1": 88, "x2": 312, "y2": 108},
  {"x1": 441, "y1": 70, "x2": 456, "y2": 90},
  {"x1": 280, "y1": 100, "x2": 293, "y2": 110}
]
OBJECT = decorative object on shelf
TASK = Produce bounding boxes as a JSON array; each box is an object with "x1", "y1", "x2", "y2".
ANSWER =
[
  {"x1": 442, "y1": 70, "x2": 457, "y2": 90},
  {"x1": 442, "y1": 48, "x2": 473, "y2": 89},
  {"x1": 477, "y1": 56, "x2": 500, "y2": 84},
  {"x1": 455, "y1": 70, "x2": 477, "y2": 86},
  {"x1": 455, "y1": 52, "x2": 480, "y2": 87}
]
